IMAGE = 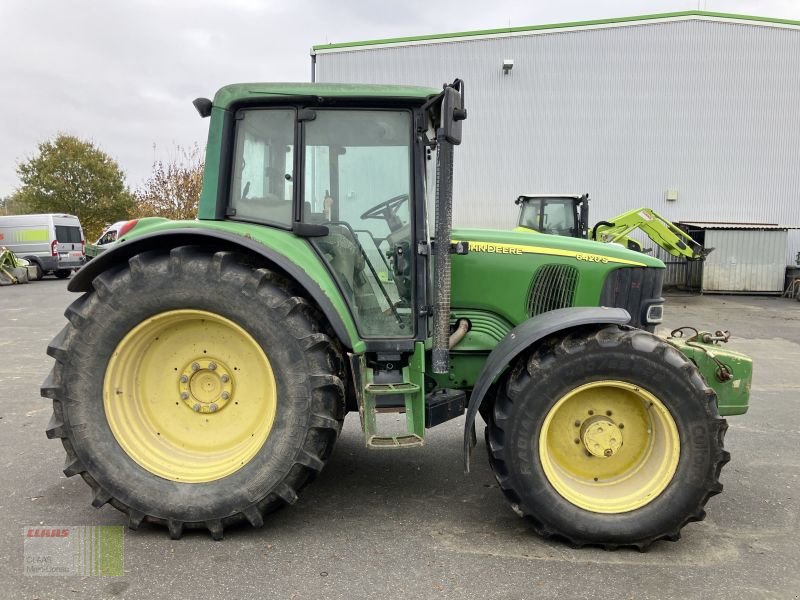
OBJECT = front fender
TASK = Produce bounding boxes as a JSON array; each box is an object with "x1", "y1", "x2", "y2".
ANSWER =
[
  {"x1": 463, "y1": 306, "x2": 631, "y2": 472},
  {"x1": 69, "y1": 227, "x2": 360, "y2": 351}
]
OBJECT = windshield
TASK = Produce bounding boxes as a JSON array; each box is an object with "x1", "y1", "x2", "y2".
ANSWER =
[
  {"x1": 519, "y1": 198, "x2": 578, "y2": 236},
  {"x1": 302, "y1": 109, "x2": 414, "y2": 337}
]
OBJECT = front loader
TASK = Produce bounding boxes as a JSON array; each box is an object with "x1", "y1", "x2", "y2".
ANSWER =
[
  {"x1": 43, "y1": 80, "x2": 751, "y2": 549},
  {"x1": 515, "y1": 193, "x2": 708, "y2": 259}
]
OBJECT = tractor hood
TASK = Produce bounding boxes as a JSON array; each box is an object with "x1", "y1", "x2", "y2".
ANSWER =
[
  {"x1": 448, "y1": 228, "x2": 665, "y2": 339},
  {"x1": 451, "y1": 227, "x2": 664, "y2": 269}
]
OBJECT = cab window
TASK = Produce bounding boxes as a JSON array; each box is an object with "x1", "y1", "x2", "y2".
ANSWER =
[
  {"x1": 229, "y1": 109, "x2": 295, "y2": 227},
  {"x1": 98, "y1": 230, "x2": 117, "y2": 245}
]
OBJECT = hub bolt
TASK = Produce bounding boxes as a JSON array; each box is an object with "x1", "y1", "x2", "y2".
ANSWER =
[
  {"x1": 192, "y1": 403, "x2": 201, "y2": 412},
  {"x1": 191, "y1": 362, "x2": 200, "y2": 371},
  {"x1": 221, "y1": 392, "x2": 230, "y2": 400},
  {"x1": 574, "y1": 420, "x2": 581, "y2": 427},
  {"x1": 180, "y1": 392, "x2": 189, "y2": 400},
  {"x1": 208, "y1": 362, "x2": 217, "y2": 371},
  {"x1": 221, "y1": 374, "x2": 229, "y2": 383},
  {"x1": 180, "y1": 375, "x2": 188, "y2": 383},
  {"x1": 209, "y1": 403, "x2": 218, "y2": 412}
]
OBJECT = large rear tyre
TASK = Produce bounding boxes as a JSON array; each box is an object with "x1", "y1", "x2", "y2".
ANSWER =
[
  {"x1": 42, "y1": 247, "x2": 345, "y2": 539},
  {"x1": 486, "y1": 325, "x2": 729, "y2": 550}
]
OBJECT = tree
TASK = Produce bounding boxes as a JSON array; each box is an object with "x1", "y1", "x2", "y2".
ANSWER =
[
  {"x1": 0, "y1": 194, "x2": 31, "y2": 216},
  {"x1": 14, "y1": 135, "x2": 134, "y2": 240},
  {"x1": 135, "y1": 144, "x2": 204, "y2": 220}
]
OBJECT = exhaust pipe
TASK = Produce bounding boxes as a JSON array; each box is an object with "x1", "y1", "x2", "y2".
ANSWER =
[
  {"x1": 431, "y1": 80, "x2": 466, "y2": 374},
  {"x1": 432, "y1": 139, "x2": 454, "y2": 374}
]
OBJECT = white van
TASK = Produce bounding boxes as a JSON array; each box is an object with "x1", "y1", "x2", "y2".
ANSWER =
[{"x1": 0, "y1": 214, "x2": 85, "y2": 279}]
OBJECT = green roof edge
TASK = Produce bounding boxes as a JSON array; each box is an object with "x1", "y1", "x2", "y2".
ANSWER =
[{"x1": 311, "y1": 10, "x2": 800, "y2": 52}]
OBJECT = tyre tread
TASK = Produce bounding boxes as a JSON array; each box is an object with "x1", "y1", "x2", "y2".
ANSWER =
[
  {"x1": 42, "y1": 247, "x2": 346, "y2": 539},
  {"x1": 487, "y1": 324, "x2": 729, "y2": 550}
]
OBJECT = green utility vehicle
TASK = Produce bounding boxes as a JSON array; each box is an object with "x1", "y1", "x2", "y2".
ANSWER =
[
  {"x1": 515, "y1": 194, "x2": 707, "y2": 259},
  {"x1": 84, "y1": 220, "x2": 135, "y2": 261},
  {"x1": 43, "y1": 80, "x2": 752, "y2": 549}
]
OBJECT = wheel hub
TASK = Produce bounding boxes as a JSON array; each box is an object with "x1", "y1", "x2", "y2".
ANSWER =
[
  {"x1": 179, "y1": 359, "x2": 234, "y2": 413},
  {"x1": 539, "y1": 380, "x2": 680, "y2": 513},
  {"x1": 103, "y1": 309, "x2": 277, "y2": 483},
  {"x1": 580, "y1": 416, "x2": 622, "y2": 458}
]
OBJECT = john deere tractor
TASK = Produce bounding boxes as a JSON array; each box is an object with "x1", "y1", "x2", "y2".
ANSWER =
[{"x1": 43, "y1": 80, "x2": 752, "y2": 549}]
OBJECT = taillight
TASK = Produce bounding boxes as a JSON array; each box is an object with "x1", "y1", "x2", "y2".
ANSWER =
[
  {"x1": 51, "y1": 239, "x2": 58, "y2": 256},
  {"x1": 118, "y1": 219, "x2": 139, "y2": 238},
  {"x1": 81, "y1": 239, "x2": 85, "y2": 255}
]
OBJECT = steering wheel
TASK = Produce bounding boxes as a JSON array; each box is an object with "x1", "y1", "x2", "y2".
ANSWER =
[{"x1": 360, "y1": 194, "x2": 409, "y2": 233}]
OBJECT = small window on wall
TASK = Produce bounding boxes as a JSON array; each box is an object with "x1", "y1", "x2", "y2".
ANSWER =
[{"x1": 229, "y1": 109, "x2": 295, "y2": 227}]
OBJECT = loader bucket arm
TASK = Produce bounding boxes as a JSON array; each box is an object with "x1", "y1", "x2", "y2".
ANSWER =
[{"x1": 591, "y1": 207, "x2": 708, "y2": 260}]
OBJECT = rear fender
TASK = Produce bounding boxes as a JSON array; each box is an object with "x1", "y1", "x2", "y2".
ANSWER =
[
  {"x1": 463, "y1": 306, "x2": 631, "y2": 471},
  {"x1": 69, "y1": 228, "x2": 357, "y2": 350}
]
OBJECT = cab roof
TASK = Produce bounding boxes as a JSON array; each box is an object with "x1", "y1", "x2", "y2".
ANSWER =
[{"x1": 212, "y1": 82, "x2": 441, "y2": 109}]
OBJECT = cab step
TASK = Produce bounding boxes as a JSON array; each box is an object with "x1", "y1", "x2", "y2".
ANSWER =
[{"x1": 363, "y1": 388, "x2": 467, "y2": 449}]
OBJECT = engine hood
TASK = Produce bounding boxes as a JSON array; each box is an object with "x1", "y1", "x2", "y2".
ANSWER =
[{"x1": 451, "y1": 227, "x2": 665, "y2": 269}]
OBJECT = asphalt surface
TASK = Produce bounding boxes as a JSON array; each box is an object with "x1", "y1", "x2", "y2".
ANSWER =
[{"x1": 1, "y1": 278, "x2": 798, "y2": 600}]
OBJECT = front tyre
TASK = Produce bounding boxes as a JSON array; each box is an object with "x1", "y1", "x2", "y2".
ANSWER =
[
  {"x1": 42, "y1": 247, "x2": 345, "y2": 539},
  {"x1": 486, "y1": 325, "x2": 729, "y2": 550}
]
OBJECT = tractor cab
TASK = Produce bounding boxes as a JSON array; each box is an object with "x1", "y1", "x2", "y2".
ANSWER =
[
  {"x1": 228, "y1": 106, "x2": 418, "y2": 337},
  {"x1": 515, "y1": 193, "x2": 588, "y2": 238}
]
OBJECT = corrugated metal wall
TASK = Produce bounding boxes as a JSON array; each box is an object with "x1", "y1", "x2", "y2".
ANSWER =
[
  {"x1": 315, "y1": 19, "x2": 800, "y2": 266},
  {"x1": 701, "y1": 229, "x2": 787, "y2": 293}
]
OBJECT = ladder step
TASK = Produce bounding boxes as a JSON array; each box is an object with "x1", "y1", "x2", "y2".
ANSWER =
[
  {"x1": 367, "y1": 434, "x2": 424, "y2": 449},
  {"x1": 364, "y1": 382, "x2": 420, "y2": 396}
]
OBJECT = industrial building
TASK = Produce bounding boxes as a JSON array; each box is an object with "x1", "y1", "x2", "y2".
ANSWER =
[{"x1": 311, "y1": 11, "x2": 800, "y2": 292}]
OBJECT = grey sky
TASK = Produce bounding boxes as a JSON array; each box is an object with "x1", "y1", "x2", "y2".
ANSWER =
[{"x1": 1, "y1": 0, "x2": 797, "y2": 198}]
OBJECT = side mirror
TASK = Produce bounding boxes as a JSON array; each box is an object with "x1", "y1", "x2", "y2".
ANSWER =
[
  {"x1": 440, "y1": 86, "x2": 467, "y2": 145},
  {"x1": 192, "y1": 97, "x2": 212, "y2": 118}
]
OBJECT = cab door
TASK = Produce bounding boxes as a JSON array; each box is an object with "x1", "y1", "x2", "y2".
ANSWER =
[{"x1": 300, "y1": 108, "x2": 417, "y2": 340}]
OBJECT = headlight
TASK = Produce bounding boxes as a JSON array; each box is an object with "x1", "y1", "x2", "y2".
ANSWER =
[{"x1": 646, "y1": 303, "x2": 664, "y2": 324}]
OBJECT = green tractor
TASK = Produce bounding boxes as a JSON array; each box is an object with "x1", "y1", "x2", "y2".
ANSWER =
[
  {"x1": 43, "y1": 80, "x2": 752, "y2": 549},
  {"x1": 514, "y1": 193, "x2": 708, "y2": 259}
]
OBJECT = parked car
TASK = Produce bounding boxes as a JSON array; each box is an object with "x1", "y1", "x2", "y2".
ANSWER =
[
  {"x1": 0, "y1": 214, "x2": 85, "y2": 279},
  {"x1": 85, "y1": 220, "x2": 133, "y2": 261}
]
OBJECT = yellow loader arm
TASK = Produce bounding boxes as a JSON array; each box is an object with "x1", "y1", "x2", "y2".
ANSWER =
[{"x1": 591, "y1": 208, "x2": 708, "y2": 260}]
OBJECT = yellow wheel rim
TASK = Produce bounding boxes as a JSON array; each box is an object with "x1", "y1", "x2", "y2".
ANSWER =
[
  {"x1": 103, "y1": 310, "x2": 277, "y2": 483},
  {"x1": 539, "y1": 380, "x2": 680, "y2": 513}
]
